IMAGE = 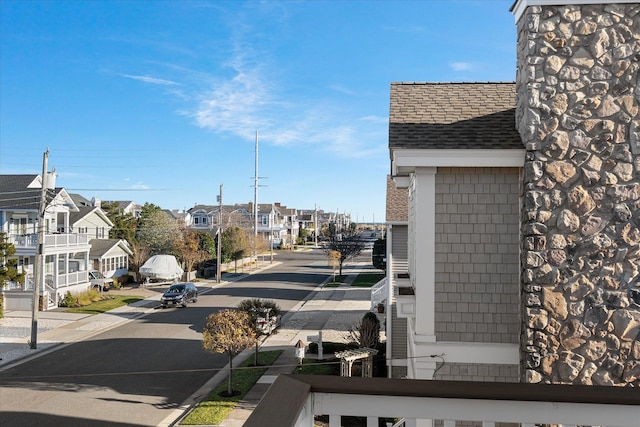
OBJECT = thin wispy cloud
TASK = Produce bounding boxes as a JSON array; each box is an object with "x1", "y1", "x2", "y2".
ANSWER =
[
  {"x1": 329, "y1": 84, "x2": 355, "y2": 96},
  {"x1": 121, "y1": 74, "x2": 181, "y2": 86},
  {"x1": 189, "y1": 52, "x2": 386, "y2": 159},
  {"x1": 450, "y1": 62, "x2": 475, "y2": 72},
  {"x1": 130, "y1": 181, "x2": 150, "y2": 190}
]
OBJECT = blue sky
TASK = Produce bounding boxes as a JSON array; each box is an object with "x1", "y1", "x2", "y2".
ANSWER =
[{"x1": 0, "y1": 0, "x2": 516, "y2": 223}]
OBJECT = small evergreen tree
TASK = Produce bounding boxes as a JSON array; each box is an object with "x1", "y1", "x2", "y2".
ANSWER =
[
  {"x1": 238, "y1": 298, "x2": 282, "y2": 365},
  {"x1": 349, "y1": 311, "x2": 381, "y2": 349},
  {"x1": 0, "y1": 232, "x2": 25, "y2": 318}
]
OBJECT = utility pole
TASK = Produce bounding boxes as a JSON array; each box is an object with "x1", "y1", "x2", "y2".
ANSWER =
[
  {"x1": 253, "y1": 131, "x2": 258, "y2": 262},
  {"x1": 216, "y1": 184, "x2": 222, "y2": 284},
  {"x1": 314, "y1": 204, "x2": 318, "y2": 248},
  {"x1": 270, "y1": 203, "x2": 274, "y2": 263},
  {"x1": 31, "y1": 150, "x2": 49, "y2": 349}
]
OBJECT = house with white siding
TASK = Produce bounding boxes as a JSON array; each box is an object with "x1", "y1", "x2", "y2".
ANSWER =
[{"x1": 249, "y1": 0, "x2": 640, "y2": 425}]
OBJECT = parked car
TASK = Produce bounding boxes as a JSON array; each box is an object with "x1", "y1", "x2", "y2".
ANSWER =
[
  {"x1": 160, "y1": 282, "x2": 198, "y2": 308},
  {"x1": 89, "y1": 271, "x2": 113, "y2": 291}
]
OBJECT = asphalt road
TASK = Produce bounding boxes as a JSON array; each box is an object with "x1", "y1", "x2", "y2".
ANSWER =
[{"x1": 0, "y1": 249, "x2": 330, "y2": 427}]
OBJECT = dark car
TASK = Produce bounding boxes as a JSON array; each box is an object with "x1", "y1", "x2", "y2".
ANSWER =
[{"x1": 160, "y1": 282, "x2": 198, "y2": 308}]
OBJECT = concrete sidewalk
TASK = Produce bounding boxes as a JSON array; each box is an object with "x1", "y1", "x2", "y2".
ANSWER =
[
  {"x1": 214, "y1": 266, "x2": 377, "y2": 427},
  {"x1": 0, "y1": 260, "x2": 380, "y2": 426}
]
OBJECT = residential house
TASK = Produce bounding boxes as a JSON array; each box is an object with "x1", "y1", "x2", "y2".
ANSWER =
[
  {"x1": 69, "y1": 194, "x2": 132, "y2": 280},
  {"x1": 0, "y1": 175, "x2": 92, "y2": 310},
  {"x1": 386, "y1": 0, "x2": 640, "y2": 389},
  {"x1": 252, "y1": 0, "x2": 640, "y2": 425},
  {"x1": 187, "y1": 202, "x2": 300, "y2": 249},
  {"x1": 387, "y1": 82, "x2": 524, "y2": 382},
  {"x1": 103, "y1": 200, "x2": 142, "y2": 218},
  {"x1": 163, "y1": 209, "x2": 191, "y2": 226}
]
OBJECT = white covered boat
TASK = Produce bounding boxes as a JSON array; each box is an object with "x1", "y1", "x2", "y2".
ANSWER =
[{"x1": 140, "y1": 255, "x2": 184, "y2": 281}]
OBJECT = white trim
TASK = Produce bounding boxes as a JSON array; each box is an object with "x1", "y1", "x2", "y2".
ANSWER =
[
  {"x1": 392, "y1": 149, "x2": 525, "y2": 176},
  {"x1": 312, "y1": 394, "x2": 640, "y2": 427},
  {"x1": 511, "y1": 0, "x2": 637, "y2": 22},
  {"x1": 392, "y1": 175, "x2": 410, "y2": 188},
  {"x1": 412, "y1": 168, "x2": 436, "y2": 338}
]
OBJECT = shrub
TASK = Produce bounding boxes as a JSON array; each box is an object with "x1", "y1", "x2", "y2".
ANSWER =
[
  {"x1": 349, "y1": 311, "x2": 381, "y2": 349},
  {"x1": 60, "y1": 291, "x2": 77, "y2": 307}
]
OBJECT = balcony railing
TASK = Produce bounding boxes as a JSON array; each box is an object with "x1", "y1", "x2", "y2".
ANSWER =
[
  {"x1": 245, "y1": 375, "x2": 640, "y2": 427},
  {"x1": 370, "y1": 278, "x2": 387, "y2": 311},
  {"x1": 44, "y1": 233, "x2": 89, "y2": 247},
  {"x1": 9, "y1": 233, "x2": 89, "y2": 249},
  {"x1": 9, "y1": 234, "x2": 38, "y2": 248}
]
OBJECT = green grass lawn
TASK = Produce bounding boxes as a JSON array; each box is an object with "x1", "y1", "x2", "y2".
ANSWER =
[
  {"x1": 64, "y1": 295, "x2": 144, "y2": 314},
  {"x1": 350, "y1": 273, "x2": 384, "y2": 287},
  {"x1": 325, "y1": 275, "x2": 346, "y2": 287},
  {"x1": 180, "y1": 350, "x2": 282, "y2": 425},
  {"x1": 293, "y1": 358, "x2": 339, "y2": 375}
]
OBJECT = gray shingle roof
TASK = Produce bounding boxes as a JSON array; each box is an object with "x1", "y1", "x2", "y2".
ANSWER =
[
  {"x1": 389, "y1": 82, "x2": 523, "y2": 152},
  {"x1": 0, "y1": 174, "x2": 41, "y2": 210},
  {"x1": 89, "y1": 239, "x2": 118, "y2": 257}
]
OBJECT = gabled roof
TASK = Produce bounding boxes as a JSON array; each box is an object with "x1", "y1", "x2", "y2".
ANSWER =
[
  {"x1": 69, "y1": 193, "x2": 93, "y2": 208},
  {"x1": 68, "y1": 193, "x2": 113, "y2": 227},
  {"x1": 389, "y1": 82, "x2": 523, "y2": 152},
  {"x1": 0, "y1": 174, "x2": 42, "y2": 210},
  {"x1": 89, "y1": 239, "x2": 133, "y2": 258}
]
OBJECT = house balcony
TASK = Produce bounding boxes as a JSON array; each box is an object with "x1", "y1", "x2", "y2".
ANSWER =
[
  {"x1": 245, "y1": 375, "x2": 639, "y2": 427},
  {"x1": 10, "y1": 233, "x2": 90, "y2": 251}
]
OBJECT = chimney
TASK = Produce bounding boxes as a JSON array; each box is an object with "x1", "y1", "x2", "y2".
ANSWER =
[{"x1": 514, "y1": 0, "x2": 640, "y2": 386}]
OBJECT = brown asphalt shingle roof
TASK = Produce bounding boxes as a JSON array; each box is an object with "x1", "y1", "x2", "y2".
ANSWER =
[
  {"x1": 386, "y1": 175, "x2": 408, "y2": 222},
  {"x1": 389, "y1": 82, "x2": 523, "y2": 152}
]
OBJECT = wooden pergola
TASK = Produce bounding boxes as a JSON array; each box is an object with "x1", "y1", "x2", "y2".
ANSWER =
[{"x1": 335, "y1": 348, "x2": 378, "y2": 377}]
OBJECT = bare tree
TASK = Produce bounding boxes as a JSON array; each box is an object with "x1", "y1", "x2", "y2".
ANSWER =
[
  {"x1": 321, "y1": 231, "x2": 364, "y2": 276},
  {"x1": 128, "y1": 240, "x2": 150, "y2": 283},
  {"x1": 202, "y1": 309, "x2": 256, "y2": 396}
]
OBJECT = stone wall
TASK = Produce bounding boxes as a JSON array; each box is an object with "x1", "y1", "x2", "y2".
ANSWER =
[{"x1": 516, "y1": 3, "x2": 640, "y2": 386}]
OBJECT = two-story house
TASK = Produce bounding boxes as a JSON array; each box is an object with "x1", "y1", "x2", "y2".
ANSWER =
[
  {"x1": 249, "y1": 1, "x2": 640, "y2": 425},
  {"x1": 69, "y1": 194, "x2": 132, "y2": 281},
  {"x1": 1, "y1": 175, "x2": 92, "y2": 310},
  {"x1": 386, "y1": 0, "x2": 640, "y2": 389}
]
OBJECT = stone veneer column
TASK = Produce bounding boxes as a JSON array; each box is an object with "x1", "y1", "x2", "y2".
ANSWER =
[{"x1": 515, "y1": 2, "x2": 640, "y2": 386}]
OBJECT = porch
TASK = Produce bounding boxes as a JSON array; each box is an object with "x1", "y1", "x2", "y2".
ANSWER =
[
  {"x1": 245, "y1": 374, "x2": 639, "y2": 427},
  {"x1": 9, "y1": 232, "x2": 89, "y2": 250}
]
